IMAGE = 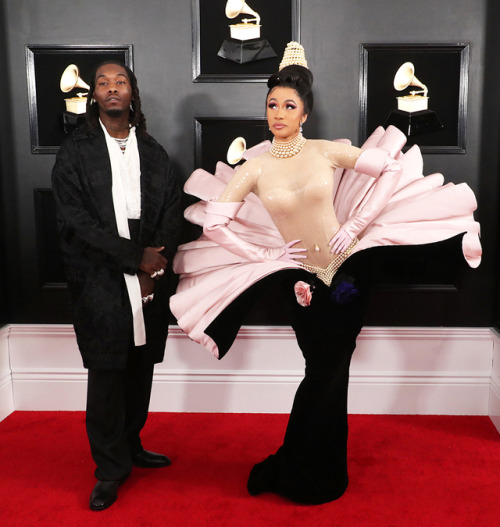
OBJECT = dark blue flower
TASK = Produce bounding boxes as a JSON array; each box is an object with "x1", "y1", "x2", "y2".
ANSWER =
[{"x1": 331, "y1": 279, "x2": 359, "y2": 305}]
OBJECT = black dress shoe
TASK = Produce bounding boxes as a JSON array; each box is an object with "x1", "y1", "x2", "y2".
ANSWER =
[
  {"x1": 132, "y1": 450, "x2": 171, "y2": 468},
  {"x1": 89, "y1": 479, "x2": 124, "y2": 511}
]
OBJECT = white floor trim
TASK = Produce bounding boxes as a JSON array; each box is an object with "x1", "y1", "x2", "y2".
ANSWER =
[
  {"x1": 0, "y1": 324, "x2": 496, "y2": 426},
  {"x1": 0, "y1": 326, "x2": 14, "y2": 421},
  {"x1": 489, "y1": 329, "x2": 500, "y2": 433}
]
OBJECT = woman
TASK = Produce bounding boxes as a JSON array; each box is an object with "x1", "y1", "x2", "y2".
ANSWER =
[{"x1": 170, "y1": 43, "x2": 481, "y2": 504}]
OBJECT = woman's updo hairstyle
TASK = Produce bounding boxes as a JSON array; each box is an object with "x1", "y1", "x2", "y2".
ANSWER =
[{"x1": 267, "y1": 65, "x2": 314, "y2": 115}]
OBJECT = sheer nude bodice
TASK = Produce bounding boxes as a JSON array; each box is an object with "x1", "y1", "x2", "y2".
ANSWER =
[{"x1": 217, "y1": 139, "x2": 362, "y2": 268}]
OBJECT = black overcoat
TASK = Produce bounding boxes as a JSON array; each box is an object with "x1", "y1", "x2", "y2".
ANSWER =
[{"x1": 51, "y1": 126, "x2": 181, "y2": 370}]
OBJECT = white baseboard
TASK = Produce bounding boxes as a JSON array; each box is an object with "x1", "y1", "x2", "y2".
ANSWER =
[
  {"x1": 0, "y1": 326, "x2": 14, "y2": 421},
  {"x1": 2, "y1": 324, "x2": 494, "y2": 420},
  {"x1": 489, "y1": 329, "x2": 500, "y2": 433},
  {"x1": 150, "y1": 326, "x2": 493, "y2": 414}
]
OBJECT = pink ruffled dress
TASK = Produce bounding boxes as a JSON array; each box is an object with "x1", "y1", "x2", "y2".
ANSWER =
[{"x1": 170, "y1": 126, "x2": 481, "y2": 358}]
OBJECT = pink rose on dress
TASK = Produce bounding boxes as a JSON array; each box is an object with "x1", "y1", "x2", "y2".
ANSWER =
[{"x1": 294, "y1": 281, "x2": 313, "y2": 307}]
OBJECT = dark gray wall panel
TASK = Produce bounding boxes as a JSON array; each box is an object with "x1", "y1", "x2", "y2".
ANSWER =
[{"x1": 0, "y1": 0, "x2": 494, "y2": 326}]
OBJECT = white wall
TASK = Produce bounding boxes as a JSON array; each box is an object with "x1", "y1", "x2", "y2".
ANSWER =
[{"x1": 0, "y1": 324, "x2": 496, "y2": 427}]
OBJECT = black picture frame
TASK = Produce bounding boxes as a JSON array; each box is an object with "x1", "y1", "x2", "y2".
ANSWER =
[
  {"x1": 192, "y1": 0, "x2": 301, "y2": 83},
  {"x1": 26, "y1": 44, "x2": 133, "y2": 154},
  {"x1": 359, "y1": 43, "x2": 469, "y2": 154},
  {"x1": 194, "y1": 117, "x2": 271, "y2": 173}
]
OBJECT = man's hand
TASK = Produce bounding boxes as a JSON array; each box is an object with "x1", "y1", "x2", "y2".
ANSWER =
[
  {"x1": 138, "y1": 271, "x2": 155, "y2": 304},
  {"x1": 139, "y1": 247, "x2": 167, "y2": 277}
]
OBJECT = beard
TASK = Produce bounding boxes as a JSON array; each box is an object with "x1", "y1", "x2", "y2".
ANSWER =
[{"x1": 104, "y1": 108, "x2": 126, "y2": 118}]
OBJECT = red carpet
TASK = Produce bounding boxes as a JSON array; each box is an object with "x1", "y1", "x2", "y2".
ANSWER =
[{"x1": 0, "y1": 412, "x2": 498, "y2": 526}]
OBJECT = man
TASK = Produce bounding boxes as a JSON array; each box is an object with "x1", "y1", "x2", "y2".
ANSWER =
[{"x1": 52, "y1": 61, "x2": 181, "y2": 511}]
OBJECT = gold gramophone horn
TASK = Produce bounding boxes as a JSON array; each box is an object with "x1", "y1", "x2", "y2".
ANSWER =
[
  {"x1": 393, "y1": 62, "x2": 428, "y2": 97},
  {"x1": 225, "y1": 0, "x2": 260, "y2": 24},
  {"x1": 226, "y1": 136, "x2": 247, "y2": 165},
  {"x1": 60, "y1": 64, "x2": 90, "y2": 93}
]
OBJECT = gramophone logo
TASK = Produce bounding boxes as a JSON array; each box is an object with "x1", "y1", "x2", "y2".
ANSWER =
[
  {"x1": 218, "y1": 0, "x2": 276, "y2": 64},
  {"x1": 60, "y1": 64, "x2": 90, "y2": 115},
  {"x1": 384, "y1": 62, "x2": 443, "y2": 137},
  {"x1": 59, "y1": 64, "x2": 90, "y2": 134}
]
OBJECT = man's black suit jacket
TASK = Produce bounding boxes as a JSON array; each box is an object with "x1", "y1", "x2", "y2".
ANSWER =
[{"x1": 52, "y1": 126, "x2": 181, "y2": 370}]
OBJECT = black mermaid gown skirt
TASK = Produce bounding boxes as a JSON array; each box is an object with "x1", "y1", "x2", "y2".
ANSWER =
[{"x1": 208, "y1": 238, "x2": 466, "y2": 504}]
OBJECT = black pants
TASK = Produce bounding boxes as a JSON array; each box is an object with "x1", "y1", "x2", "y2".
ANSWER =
[
  {"x1": 86, "y1": 346, "x2": 155, "y2": 481},
  {"x1": 248, "y1": 270, "x2": 367, "y2": 504}
]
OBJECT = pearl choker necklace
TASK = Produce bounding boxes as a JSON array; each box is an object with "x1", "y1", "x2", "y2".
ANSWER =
[{"x1": 269, "y1": 133, "x2": 307, "y2": 158}]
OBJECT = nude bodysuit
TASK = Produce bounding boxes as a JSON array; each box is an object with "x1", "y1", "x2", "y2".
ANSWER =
[{"x1": 217, "y1": 139, "x2": 362, "y2": 271}]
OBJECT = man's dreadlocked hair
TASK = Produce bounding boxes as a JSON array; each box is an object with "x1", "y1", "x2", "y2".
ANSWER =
[{"x1": 84, "y1": 60, "x2": 148, "y2": 137}]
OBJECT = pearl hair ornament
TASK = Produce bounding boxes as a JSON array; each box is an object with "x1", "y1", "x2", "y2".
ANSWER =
[{"x1": 279, "y1": 41, "x2": 309, "y2": 70}]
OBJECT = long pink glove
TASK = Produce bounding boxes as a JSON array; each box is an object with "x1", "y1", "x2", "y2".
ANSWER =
[
  {"x1": 203, "y1": 201, "x2": 306, "y2": 263},
  {"x1": 329, "y1": 227, "x2": 352, "y2": 254},
  {"x1": 329, "y1": 147, "x2": 402, "y2": 253}
]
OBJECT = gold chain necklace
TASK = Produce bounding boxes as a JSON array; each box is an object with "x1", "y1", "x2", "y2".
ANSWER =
[{"x1": 269, "y1": 133, "x2": 307, "y2": 158}]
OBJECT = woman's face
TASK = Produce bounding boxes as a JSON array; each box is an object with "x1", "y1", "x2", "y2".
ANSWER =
[{"x1": 266, "y1": 86, "x2": 308, "y2": 142}]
